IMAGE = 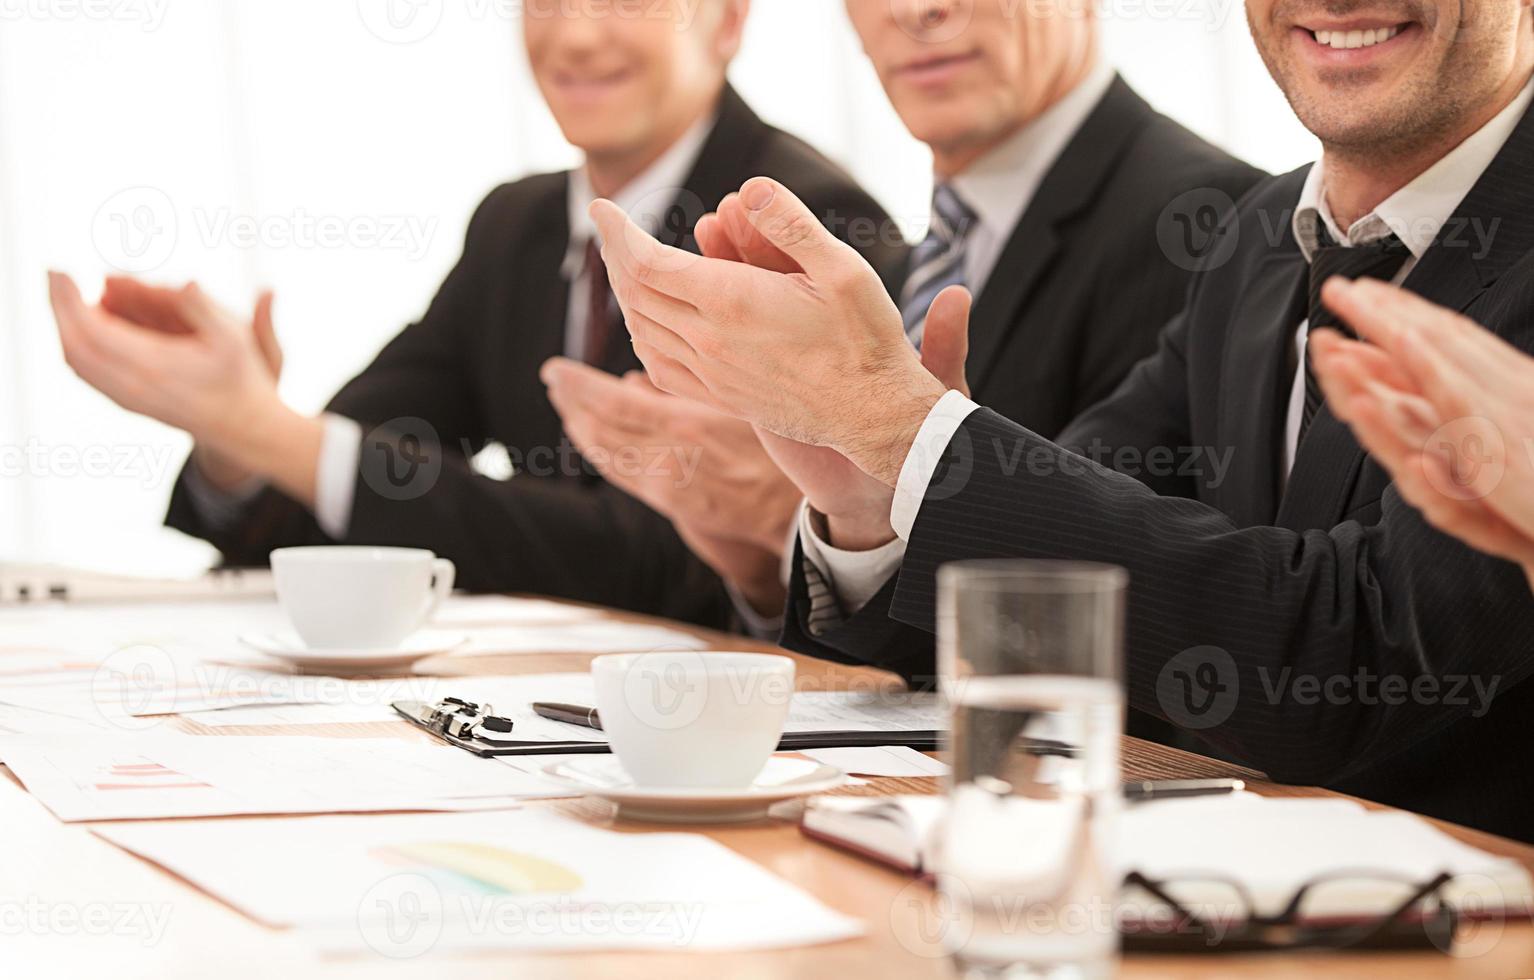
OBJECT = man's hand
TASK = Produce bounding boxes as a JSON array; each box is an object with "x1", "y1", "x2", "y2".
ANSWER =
[
  {"x1": 98, "y1": 276, "x2": 285, "y2": 491},
  {"x1": 541, "y1": 359, "x2": 800, "y2": 612},
  {"x1": 690, "y1": 191, "x2": 974, "y2": 552},
  {"x1": 1312, "y1": 277, "x2": 1534, "y2": 589},
  {"x1": 49, "y1": 272, "x2": 323, "y2": 507},
  {"x1": 590, "y1": 176, "x2": 950, "y2": 485}
]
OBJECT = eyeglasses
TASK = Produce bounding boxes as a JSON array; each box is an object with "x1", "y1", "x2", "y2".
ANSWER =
[{"x1": 1119, "y1": 870, "x2": 1458, "y2": 954}]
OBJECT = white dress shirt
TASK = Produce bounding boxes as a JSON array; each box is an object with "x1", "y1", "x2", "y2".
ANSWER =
[
  {"x1": 184, "y1": 112, "x2": 716, "y2": 539},
  {"x1": 803, "y1": 78, "x2": 1534, "y2": 622}
]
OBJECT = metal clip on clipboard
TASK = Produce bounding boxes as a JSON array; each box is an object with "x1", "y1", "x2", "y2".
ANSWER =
[{"x1": 392, "y1": 698, "x2": 610, "y2": 758}]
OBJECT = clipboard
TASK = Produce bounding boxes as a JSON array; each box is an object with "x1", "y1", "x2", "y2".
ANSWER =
[{"x1": 392, "y1": 698, "x2": 943, "y2": 758}]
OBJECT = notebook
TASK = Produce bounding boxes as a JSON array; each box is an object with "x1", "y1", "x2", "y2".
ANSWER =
[{"x1": 802, "y1": 792, "x2": 1534, "y2": 921}]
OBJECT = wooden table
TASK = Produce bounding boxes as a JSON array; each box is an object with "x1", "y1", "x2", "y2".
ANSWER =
[{"x1": 3, "y1": 601, "x2": 1531, "y2": 979}]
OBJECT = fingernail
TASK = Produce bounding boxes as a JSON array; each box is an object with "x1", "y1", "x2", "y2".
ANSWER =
[{"x1": 742, "y1": 179, "x2": 775, "y2": 212}]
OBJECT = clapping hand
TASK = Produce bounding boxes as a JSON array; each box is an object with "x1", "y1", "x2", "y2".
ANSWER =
[{"x1": 1312, "y1": 278, "x2": 1534, "y2": 589}]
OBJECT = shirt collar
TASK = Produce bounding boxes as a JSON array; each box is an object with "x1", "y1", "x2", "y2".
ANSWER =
[
  {"x1": 563, "y1": 108, "x2": 717, "y2": 278},
  {"x1": 1293, "y1": 78, "x2": 1534, "y2": 263},
  {"x1": 946, "y1": 61, "x2": 1115, "y2": 245}
]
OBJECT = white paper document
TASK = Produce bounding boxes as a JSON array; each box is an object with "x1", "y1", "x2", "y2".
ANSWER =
[
  {"x1": 451, "y1": 622, "x2": 709, "y2": 657},
  {"x1": 0, "y1": 733, "x2": 576, "y2": 821},
  {"x1": 95, "y1": 810, "x2": 864, "y2": 953},
  {"x1": 802, "y1": 746, "x2": 950, "y2": 777}
]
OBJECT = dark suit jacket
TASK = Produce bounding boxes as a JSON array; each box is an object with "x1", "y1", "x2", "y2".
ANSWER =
[
  {"x1": 165, "y1": 86, "x2": 905, "y2": 626},
  {"x1": 944, "y1": 76, "x2": 1265, "y2": 438},
  {"x1": 784, "y1": 94, "x2": 1534, "y2": 842}
]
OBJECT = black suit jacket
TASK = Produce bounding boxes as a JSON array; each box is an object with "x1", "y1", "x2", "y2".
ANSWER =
[
  {"x1": 948, "y1": 76, "x2": 1265, "y2": 437},
  {"x1": 784, "y1": 95, "x2": 1534, "y2": 842},
  {"x1": 165, "y1": 86, "x2": 905, "y2": 626}
]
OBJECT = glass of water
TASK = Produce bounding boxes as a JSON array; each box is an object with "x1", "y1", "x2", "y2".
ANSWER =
[{"x1": 934, "y1": 560, "x2": 1128, "y2": 979}]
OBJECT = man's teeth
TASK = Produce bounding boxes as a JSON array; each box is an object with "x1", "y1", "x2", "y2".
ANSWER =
[{"x1": 1313, "y1": 25, "x2": 1403, "y2": 49}]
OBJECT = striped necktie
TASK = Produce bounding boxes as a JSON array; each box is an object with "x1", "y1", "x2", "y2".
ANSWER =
[{"x1": 900, "y1": 183, "x2": 978, "y2": 349}]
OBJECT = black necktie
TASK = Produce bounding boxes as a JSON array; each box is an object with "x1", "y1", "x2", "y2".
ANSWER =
[{"x1": 1299, "y1": 230, "x2": 1411, "y2": 443}]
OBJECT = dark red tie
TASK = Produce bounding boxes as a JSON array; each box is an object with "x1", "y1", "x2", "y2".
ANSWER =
[{"x1": 581, "y1": 238, "x2": 620, "y2": 373}]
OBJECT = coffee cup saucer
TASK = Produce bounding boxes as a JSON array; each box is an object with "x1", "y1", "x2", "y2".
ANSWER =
[
  {"x1": 239, "y1": 630, "x2": 467, "y2": 675},
  {"x1": 538, "y1": 755, "x2": 847, "y2": 824}
]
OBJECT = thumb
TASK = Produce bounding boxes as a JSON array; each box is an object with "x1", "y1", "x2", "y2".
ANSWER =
[
  {"x1": 253, "y1": 290, "x2": 282, "y2": 378},
  {"x1": 738, "y1": 177, "x2": 846, "y2": 279},
  {"x1": 920, "y1": 285, "x2": 972, "y2": 397}
]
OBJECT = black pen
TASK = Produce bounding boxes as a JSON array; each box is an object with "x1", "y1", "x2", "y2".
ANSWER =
[
  {"x1": 532, "y1": 702, "x2": 603, "y2": 731},
  {"x1": 1123, "y1": 778, "x2": 1244, "y2": 802}
]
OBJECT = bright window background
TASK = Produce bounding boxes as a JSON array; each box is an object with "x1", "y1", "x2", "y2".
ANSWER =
[{"x1": 0, "y1": 0, "x2": 1316, "y2": 576}]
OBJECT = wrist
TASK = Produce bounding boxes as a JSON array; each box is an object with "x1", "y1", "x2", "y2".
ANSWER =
[
  {"x1": 836, "y1": 369, "x2": 947, "y2": 487},
  {"x1": 203, "y1": 399, "x2": 324, "y2": 509},
  {"x1": 812, "y1": 504, "x2": 897, "y2": 552}
]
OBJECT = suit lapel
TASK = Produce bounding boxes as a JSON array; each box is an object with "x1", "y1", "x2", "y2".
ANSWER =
[
  {"x1": 1278, "y1": 95, "x2": 1534, "y2": 530},
  {"x1": 968, "y1": 77, "x2": 1154, "y2": 393},
  {"x1": 1220, "y1": 253, "x2": 1309, "y2": 527}
]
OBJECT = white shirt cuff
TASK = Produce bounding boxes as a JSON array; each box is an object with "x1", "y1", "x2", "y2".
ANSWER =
[
  {"x1": 890, "y1": 390, "x2": 982, "y2": 541},
  {"x1": 315, "y1": 414, "x2": 363, "y2": 539},
  {"x1": 797, "y1": 501, "x2": 907, "y2": 616}
]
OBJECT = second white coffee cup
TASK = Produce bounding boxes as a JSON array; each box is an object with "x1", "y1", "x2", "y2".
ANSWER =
[
  {"x1": 270, "y1": 546, "x2": 455, "y2": 650},
  {"x1": 592, "y1": 652, "x2": 795, "y2": 788}
]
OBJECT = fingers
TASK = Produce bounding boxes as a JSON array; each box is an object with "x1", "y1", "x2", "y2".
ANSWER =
[
  {"x1": 49, "y1": 271, "x2": 177, "y2": 382},
  {"x1": 920, "y1": 285, "x2": 973, "y2": 397},
  {"x1": 589, "y1": 199, "x2": 715, "y2": 306},
  {"x1": 695, "y1": 213, "x2": 743, "y2": 263},
  {"x1": 253, "y1": 290, "x2": 282, "y2": 378},
  {"x1": 719, "y1": 192, "x2": 802, "y2": 274},
  {"x1": 101, "y1": 277, "x2": 194, "y2": 335},
  {"x1": 1326, "y1": 280, "x2": 1479, "y2": 418},
  {"x1": 736, "y1": 177, "x2": 848, "y2": 279},
  {"x1": 631, "y1": 342, "x2": 727, "y2": 413},
  {"x1": 541, "y1": 356, "x2": 670, "y2": 437}
]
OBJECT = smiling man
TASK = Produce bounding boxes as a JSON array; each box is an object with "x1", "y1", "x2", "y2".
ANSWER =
[
  {"x1": 48, "y1": 0, "x2": 903, "y2": 625},
  {"x1": 591, "y1": 0, "x2": 1534, "y2": 841}
]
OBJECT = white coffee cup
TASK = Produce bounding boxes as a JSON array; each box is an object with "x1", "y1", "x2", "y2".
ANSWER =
[
  {"x1": 592, "y1": 652, "x2": 795, "y2": 789},
  {"x1": 270, "y1": 546, "x2": 455, "y2": 650}
]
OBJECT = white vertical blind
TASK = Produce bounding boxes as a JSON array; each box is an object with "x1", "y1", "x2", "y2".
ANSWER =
[{"x1": 0, "y1": 0, "x2": 1317, "y2": 574}]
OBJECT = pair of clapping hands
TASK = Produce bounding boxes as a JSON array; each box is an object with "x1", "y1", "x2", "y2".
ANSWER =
[{"x1": 543, "y1": 178, "x2": 974, "y2": 613}]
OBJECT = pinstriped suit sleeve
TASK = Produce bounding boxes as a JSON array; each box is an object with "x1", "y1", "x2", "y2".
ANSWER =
[{"x1": 891, "y1": 401, "x2": 1534, "y2": 785}]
